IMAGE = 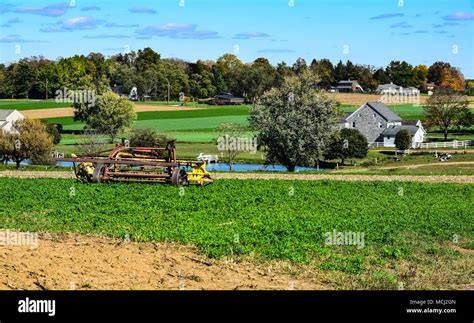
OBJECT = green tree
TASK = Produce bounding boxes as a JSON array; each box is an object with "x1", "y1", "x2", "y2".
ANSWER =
[
  {"x1": 310, "y1": 59, "x2": 335, "y2": 88},
  {"x1": 135, "y1": 47, "x2": 161, "y2": 73},
  {"x1": 373, "y1": 68, "x2": 390, "y2": 85},
  {"x1": 292, "y1": 57, "x2": 308, "y2": 75},
  {"x1": 395, "y1": 129, "x2": 412, "y2": 151},
  {"x1": 8, "y1": 59, "x2": 35, "y2": 98},
  {"x1": 75, "y1": 91, "x2": 136, "y2": 142},
  {"x1": 190, "y1": 70, "x2": 216, "y2": 98},
  {"x1": 334, "y1": 60, "x2": 346, "y2": 82},
  {"x1": 250, "y1": 71, "x2": 341, "y2": 172},
  {"x1": 386, "y1": 61, "x2": 415, "y2": 87},
  {"x1": 42, "y1": 122, "x2": 61, "y2": 145},
  {"x1": 324, "y1": 128, "x2": 368, "y2": 164},
  {"x1": 244, "y1": 58, "x2": 276, "y2": 102},
  {"x1": 275, "y1": 62, "x2": 295, "y2": 87}
]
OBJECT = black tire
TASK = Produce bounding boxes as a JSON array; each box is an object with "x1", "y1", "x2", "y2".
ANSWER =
[{"x1": 171, "y1": 168, "x2": 188, "y2": 186}]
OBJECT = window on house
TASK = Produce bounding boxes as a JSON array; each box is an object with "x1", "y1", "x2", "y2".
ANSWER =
[
  {"x1": 378, "y1": 122, "x2": 382, "y2": 128},
  {"x1": 387, "y1": 136, "x2": 391, "y2": 140},
  {"x1": 373, "y1": 113, "x2": 376, "y2": 118},
  {"x1": 352, "y1": 122, "x2": 356, "y2": 127}
]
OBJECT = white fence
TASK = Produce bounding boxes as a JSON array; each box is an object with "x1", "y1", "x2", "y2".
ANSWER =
[
  {"x1": 370, "y1": 140, "x2": 473, "y2": 149},
  {"x1": 418, "y1": 140, "x2": 473, "y2": 149}
]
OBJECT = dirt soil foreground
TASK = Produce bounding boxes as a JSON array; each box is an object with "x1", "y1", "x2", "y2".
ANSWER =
[
  {"x1": 1, "y1": 170, "x2": 473, "y2": 183},
  {"x1": 0, "y1": 232, "x2": 323, "y2": 290}
]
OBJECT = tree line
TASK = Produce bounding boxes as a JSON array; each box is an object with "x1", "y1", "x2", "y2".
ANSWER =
[{"x1": 0, "y1": 47, "x2": 469, "y2": 102}]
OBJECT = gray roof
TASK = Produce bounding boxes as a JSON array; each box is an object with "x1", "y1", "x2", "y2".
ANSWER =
[
  {"x1": 401, "y1": 119, "x2": 419, "y2": 126},
  {"x1": 0, "y1": 110, "x2": 15, "y2": 120},
  {"x1": 215, "y1": 93, "x2": 244, "y2": 100},
  {"x1": 338, "y1": 80, "x2": 359, "y2": 84},
  {"x1": 382, "y1": 125, "x2": 419, "y2": 136},
  {"x1": 365, "y1": 102, "x2": 402, "y2": 122}
]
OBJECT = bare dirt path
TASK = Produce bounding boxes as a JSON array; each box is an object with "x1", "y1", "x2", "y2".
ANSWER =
[
  {"x1": 383, "y1": 161, "x2": 474, "y2": 169},
  {"x1": 0, "y1": 232, "x2": 323, "y2": 290},
  {"x1": 21, "y1": 104, "x2": 205, "y2": 119},
  {"x1": 331, "y1": 161, "x2": 474, "y2": 173},
  {"x1": 327, "y1": 93, "x2": 474, "y2": 107},
  {"x1": 0, "y1": 170, "x2": 473, "y2": 183}
]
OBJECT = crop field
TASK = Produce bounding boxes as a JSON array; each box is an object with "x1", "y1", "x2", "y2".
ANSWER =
[
  {"x1": 44, "y1": 105, "x2": 251, "y2": 143},
  {"x1": 0, "y1": 100, "x2": 71, "y2": 110},
  {"x1": 1, "y1": 177, "x2": 472, "y2": 289}
]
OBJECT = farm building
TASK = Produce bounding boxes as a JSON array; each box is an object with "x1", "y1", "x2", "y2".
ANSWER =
[
  {"x1": 377, "y1": 83, "x2": 420, "y2": 96},
  {"x1": 380, "y1": 125, "x2": 426, "y2": 148},
  {"x1": 340, "y1": 102, "x2": 425, "y2": 148},
  {"x1": 336, "y1": 80, "x2": 364, "y2": 93},
  {"x1": 212, "y1": 93, "x2": 245, "y2": 105},
  {"x1": 0, "y1": 110, "x2": 24, "y2": 133}
]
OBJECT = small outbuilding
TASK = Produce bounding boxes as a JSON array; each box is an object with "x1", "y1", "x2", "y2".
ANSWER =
[
  {"x1": 336, "y1": 80, "x2": 364, "y2": 93},
  {"x1": 212, "y1": 93, "x2": 245, "y2": 105}
]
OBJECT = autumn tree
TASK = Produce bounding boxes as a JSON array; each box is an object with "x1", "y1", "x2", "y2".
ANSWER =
[
  {"x1": 129, "y1": 128, "x2": 172, "y2": 148},
  {"x1": 423, "y1": 90, "x2": 472, "y2": 140},
  {"x1": 0, "y1": 119, "x2": 53, "y2": 168}
]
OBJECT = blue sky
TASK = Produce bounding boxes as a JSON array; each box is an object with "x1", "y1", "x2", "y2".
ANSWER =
[{"x1": 0, "y1": 0, "x2": 473, "y2": 77}]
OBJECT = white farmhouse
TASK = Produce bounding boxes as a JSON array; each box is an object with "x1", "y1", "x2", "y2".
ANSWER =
[
  {"x1": 0, "y1": 110, "x2": 25, "y2": 133},
  {"x1": 377, "y1": 83, "x2": 420, "y2": 96},
  {"x1": 340, "y1": 102, "x2": 425, "y2": 148}
]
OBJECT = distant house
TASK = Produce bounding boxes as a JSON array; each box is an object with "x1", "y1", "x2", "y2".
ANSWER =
[
  {"x1": 422, "y1": 82, "x2": 436, "y2": 92},
  {"x1": 377, "y1": 83, "x2": 420, "y2": 96},
  {"x1": 336, "y1": 80, "x2": 364, "y2": 93},
  {"x1": 0, "y1": 110, "x2": 25, "y2": 133},
  {"x1": 340, "y1": 102, "x2": 425, "y2": 148},
  {"x1": 212, "y1": 93, "x2": 245, "y2": 105},
  {"x1": 377, "y1": 83, "x2": 402, "y2": 94}
]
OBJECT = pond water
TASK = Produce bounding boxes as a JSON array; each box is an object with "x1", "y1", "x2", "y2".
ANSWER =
[
  {"x1": 11, "y1": 160, "x2": 328, "y2": 172},
  {"x1": 205, "y1": 163, "x2": 328, "y2": 172}
]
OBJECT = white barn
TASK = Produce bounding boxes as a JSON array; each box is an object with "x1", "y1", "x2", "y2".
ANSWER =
[{"x1": 0, "y1": 110, "x2": 25, "y2": 133}]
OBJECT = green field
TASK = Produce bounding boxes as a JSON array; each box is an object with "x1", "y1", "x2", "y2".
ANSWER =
[
  {"x1": 341, "y1": 104, "x2": 425, "y2": 120},
  {"x1": 0, "y1": 100, "x2": 71, "y2": 110},
  {"x1": 1, "y1": 177, "x2": 472, "y2": 288},
  {"x1": 43, "y1": 105, "x2": 252, "y2": 143},
  {"x1": 2, "y1": 99, "x2": 473, "y2": 161}
]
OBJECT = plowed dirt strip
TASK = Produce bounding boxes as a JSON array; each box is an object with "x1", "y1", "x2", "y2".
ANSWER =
[
  {"x1": 21, "y1": 104, "x2": 205, "y2": 119},
  {"x1": 0, "y1": 171, "x2": 473, "y2": 183},
  {"x1": 0, "y1": 232, "x2": 324, "y2": 290}
]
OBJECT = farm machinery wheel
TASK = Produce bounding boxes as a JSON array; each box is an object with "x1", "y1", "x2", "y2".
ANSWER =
[
  {"x1": 171, "y1": 168, "x2": 188, "y2": 186},
  {"x1": 91, "y1": 164, "x2": 105, "y2": 183}
]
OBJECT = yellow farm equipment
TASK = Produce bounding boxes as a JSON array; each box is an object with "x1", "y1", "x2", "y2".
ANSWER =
[{"x1": 52, "y1": 141, "x2": 212, "y2": 186}]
